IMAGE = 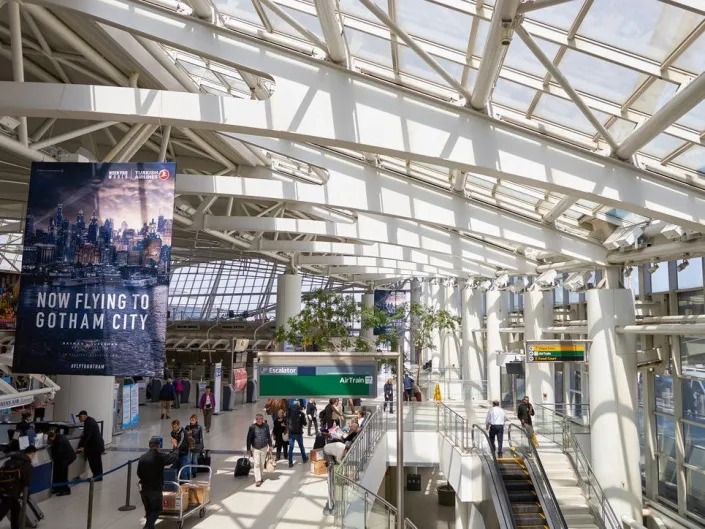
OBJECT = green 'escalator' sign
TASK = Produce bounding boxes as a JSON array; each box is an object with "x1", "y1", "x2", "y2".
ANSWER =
[{"x1": 258, "y1": 365, "x2": 377, "y2": 398}]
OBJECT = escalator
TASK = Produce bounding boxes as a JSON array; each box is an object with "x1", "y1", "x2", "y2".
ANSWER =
[
  {"x1": 471, "y1": 424, "x2": 567, "y2": 529},
  {"x1": 497, "y1": 455, "x2": 549, "y2": 529}
]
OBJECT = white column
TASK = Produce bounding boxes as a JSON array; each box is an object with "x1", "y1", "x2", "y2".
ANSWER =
[
  {"x1": 587, "y1": 288, "x2": 641, "y2": 521},
  {"x1": 524, "y1": 290, "x2": 555, "y2": 404},
  {"x1": 429, "y1": 281, "x2": 442, "y2": 373},
  {"x1": 275, "y1": 273, "x2": 302, "y2": 331},
  {"x1": 485, "y1": 290, "x2": 505, "y2": 404},
  {"x1": 361, "y1": 290, "x2": 375, "y2": 342},
  {"x1": 442, "y1": 282, "x2": 460, "y2": 372},
  {"x1": 462, "y1": 287, "x2": 485, "y2": 401},
  {"x1": 54, "y1": 375, "x2": 115, "y2": 447}
]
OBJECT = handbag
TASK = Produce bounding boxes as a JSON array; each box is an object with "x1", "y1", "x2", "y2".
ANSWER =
[
  {"x1": 282, "y1": 431, "x2": 289, "y2": 442},
  {"x1": 265, "y1": 453, "x2": 276, "y2": 473}
]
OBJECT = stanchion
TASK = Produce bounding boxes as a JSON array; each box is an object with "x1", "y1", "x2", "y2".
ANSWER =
[
  {"x1": 86, "y1": 478, "x2": 94, "y2": 529},
  {"x1": 19, "y1": 486, "x2": 28, "y2": 529},
  {"x1": 322, "y1": 454, "x2": 336, "y2": 516},
  {"x1": 117, "y1": 460, "x2": 136, "y2": 511}
]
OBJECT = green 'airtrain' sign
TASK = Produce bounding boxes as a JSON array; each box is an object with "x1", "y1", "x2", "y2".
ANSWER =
[{"x1": 258, "y1": 365, "x2": 377, "y2": 398}]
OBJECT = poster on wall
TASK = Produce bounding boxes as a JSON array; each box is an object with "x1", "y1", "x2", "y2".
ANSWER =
[
  {"x1": 122, "y1": 383, "x2": 131, "y2": 430},
  {"x1": 13, "y1": 162, "x2": 176, "y2": 376},
  {"x1": 0, "y1": 273, "x2": 20, "y2": 331},
  {"x1": 130, "y1": 383, "x2": 139, "y2": 428}
]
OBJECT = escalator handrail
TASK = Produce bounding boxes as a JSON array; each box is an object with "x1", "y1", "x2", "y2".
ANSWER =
[
  {"x1": 507, "y1": 423, "x2": 569, "y2": 529},
  {"x1": 471, "y1": 424, "x2": 517, "y2": 529}
]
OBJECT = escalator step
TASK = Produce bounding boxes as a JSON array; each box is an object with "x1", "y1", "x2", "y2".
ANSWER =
[
  {"x1": 514, "y1": 525, "x2": 549, "y2": 529},
  {"x1": 514, "y1": 513, "x2": 547, "y2": 525},
  {"x1": 508, "y1": 491, "x2": 538, "y2": 502},
  {"x1": 512, "y1": 503, "x2": 542, "y2": 514},
  {"x1": 502, "y1": 472, "x2": 528, "y2": 481},
  {"x1": 504, "y1": 481, "x2": 534, "y2": 491}
]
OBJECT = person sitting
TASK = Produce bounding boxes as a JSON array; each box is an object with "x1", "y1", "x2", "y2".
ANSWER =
[{"x1": 355, "y1": 410, "x2": 367, "y2": 429}]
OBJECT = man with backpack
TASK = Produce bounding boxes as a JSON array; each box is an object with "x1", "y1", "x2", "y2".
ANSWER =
[
  {"x1": 159, "y1": 380, "x2": 176, "y2": 420},
  {"x1": 0, "y1": 446, "x2": 36, "y2": 529},
  {"x1": 306, "y1": 399, "x2": 318, "y2": 436},
  {"x1": 287, "y1": 403, "x2": 308, "y2": 468},
  {"x1": 48, "y1": 430, "x2": 76, "y2": 496},
  {"x1": 173, "y1": 379, "x2": 184, "y2": 409}
]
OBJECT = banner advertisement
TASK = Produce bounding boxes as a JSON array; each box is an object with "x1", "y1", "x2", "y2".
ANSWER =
[
  {"x1": 122, "y1": 384, "x2": 131, "y2": 429},
  {"x1": 232, "y1": 368, "x2": 247, "y2": 392},
  {"x1": 373, "y1": 290, "x2": 406, "y2": 336},
  {"x1": 14, "y1": 162, "x2": 176, "y2": 376},
  {"x1": 213, "y1": 362, "x2": 222, "y2": 415},
  {"x1": 130, "y1": 383, "x2": 139, "y2": 428}
]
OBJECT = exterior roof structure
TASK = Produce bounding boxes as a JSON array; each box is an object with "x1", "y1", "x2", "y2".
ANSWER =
[{"x1": 1, "y1": 0, "x2": 705, "y2": 285}]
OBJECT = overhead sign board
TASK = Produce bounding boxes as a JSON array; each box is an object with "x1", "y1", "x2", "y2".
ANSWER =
[
  {"x1": 258, "y1": 364, "x2": 377, "y2": 398},
  {"x1": 526, "y1": 340, "x2": 589, "y2": 363}
]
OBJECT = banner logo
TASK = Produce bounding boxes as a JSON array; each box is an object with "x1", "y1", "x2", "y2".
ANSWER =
[{"x1": 158, "y1": 169, "x2": 170, "y2": 180}]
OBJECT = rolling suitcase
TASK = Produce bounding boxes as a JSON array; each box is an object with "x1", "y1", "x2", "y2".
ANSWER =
[
  {"x1": 234, "y1": 457, "x2": 251, "y2": 477},
  {"x1": 23, "y1": 496, "x2": 44, "y2": 528},
  {"x1": 196, "y1": 450, "x2": 211, "y2": 473}
]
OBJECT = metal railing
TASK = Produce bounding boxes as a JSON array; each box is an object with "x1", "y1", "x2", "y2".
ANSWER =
[
  {"x1": 534, "y1": 403, "x2": 590, "y2": 445},
  {"x1": 561, "y1": 422, "x2": 621, "y2": 529},
  {"x1": 422, "y1": 378, "x2": 488, "y2": 402},
  {"x1": 438, "y1": 402, "x2": 471, "y2": 451},
  {"x1": 470, "y1": 424, "x2": 515, "y2": 529},
  {"x1": 507, "y1": 424, "x2": 568, "y2": 529},
  {"x1": 336, "y1": 406, "x2": 387, "y2": 483},
  {"x1": 335, "y1": 474, "x2": 420, "y2": 529}
]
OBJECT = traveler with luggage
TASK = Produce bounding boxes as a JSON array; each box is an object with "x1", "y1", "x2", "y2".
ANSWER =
[
  {"x1": 137, "y1": 437, "x2": 179, "y2": 529},
  {"x1": 272, "y1": 409, "x2": 289, "y2": 461},
  {"x1": 170, "y1": 420, "x2": 190, "y2": 476},
  {"x1": 0, "y1": 446, "x2": 36, "y2": 529},
  {"x1": 246, "y1": 414, "x2": 273, "y2": 487},
  {"x1": 306, "y1": 399, "x2": 318, "y2": 436},
  {"x1": 76, "y1": 410, "x2": 104, "y2": 481},
  {"x1": 287, "y1": 403, "x2": 308, "y2": 468},
  {"x1": 159, "y1": 380, "x2": 176, "y2": 420},
  {"x1": 383, "y1": 379, "x2": 394, "y2": 413},
  {"x1": 184, "y1": 414, "x2": 204, "y2": 473},
  {"x1": 199, "y1": 386, "x2": 216, "y2": 433},
  {"x1": 48, "y1": 430, "x2": 76, "y2": 496}
]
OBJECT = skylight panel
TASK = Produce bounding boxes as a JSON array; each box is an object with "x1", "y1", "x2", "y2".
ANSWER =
[
  {"x1": 396, "y1": 0, "x2": 473, "y2": 52},
  {"x1": 630, "y1": 78, "x2": 678, "y2": 115},
  {"x1": 641, "y1": 133, "x2": 688, "y2": 159},
  {"x1": 339, "y1": 0, "x2": 387, "y2": 22},
  {"x1": 398, "y1": 46, "x2": 464, "y2": 87},
  {"x1": 533, "y1": 92, "x2": 610, "y2": 135},
  {"x1": 578, "y1": 0, "x2": 703, "y2": 63},
  {"x1": 213, "y1": 0, "x2": 263, "y2": 25},
  {"x1": 675, "y1": 99, "x2": 705, "y2": 131},
  {"x1": 503, "y1": 32, "x2": 559, "y2": 77},
  {"x1": 673, "y1": 31, "x2": 705, "y2": 75},
  {"x1": 672, "y1": 144, "x2": 705, "y2": 173},
  {"x1": 523, "y1": 0, "x2": 585, "y2": 31},
  {"x1": 491, "y1": 78, "x2": 537, "y2": 113},
  {"x1": 346, "y1": 27, "x2": 393, "y2": 67}
]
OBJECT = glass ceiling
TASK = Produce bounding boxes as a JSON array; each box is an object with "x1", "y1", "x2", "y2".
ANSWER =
[{"x1": 137, "y1": 0, "x2": 705, "y2": 270}]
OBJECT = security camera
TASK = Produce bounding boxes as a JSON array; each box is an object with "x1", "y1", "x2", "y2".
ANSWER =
[{"x1": 500, "y1": 21, "x2": 513, "y2": 46}]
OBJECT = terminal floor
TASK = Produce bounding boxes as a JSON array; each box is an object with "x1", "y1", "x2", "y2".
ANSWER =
[{"x1": 11, "y1": 401, "x2": 335, "y2": 529}]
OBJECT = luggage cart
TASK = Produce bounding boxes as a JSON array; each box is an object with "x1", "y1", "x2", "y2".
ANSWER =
[{"x1": 159, "y1": 465, "x2": 212, "y2": 529}]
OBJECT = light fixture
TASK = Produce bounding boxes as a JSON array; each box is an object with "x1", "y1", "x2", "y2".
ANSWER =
[
  {"x1": 492, "y1": 273, "x2": 510, "y2": 291},
  {"x1": 563, "y1": 271, "x2": 592, "y2": 292},
  {"x1": 603, "y1": 225, "x2": 644, "y2": 251},
  {"x1": 508, "y1": 277, "x2": 529, "y2": 294},
  {"x1": 478, "y1": 279, "x2": 493, "y2": 292},
  {"x1": 678, "y1": 256, "x2": 690, "y2": 272},
  {"x1": 531, "y1": 269, "x2": 557, "y2": 291},
  {"x1": 624, "y1": 265, "x2": 634, "y2": 278},
  {"x1": 648, "y1": 260, "x2": 659, "y2": 274},
  {"x1": 661, "y1": 224, "x2": 685, "y2": 241}
]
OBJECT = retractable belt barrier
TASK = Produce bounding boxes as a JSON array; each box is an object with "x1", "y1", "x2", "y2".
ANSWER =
[{"x1": 35, "y1": 456, "x2": 140, "y2": 529}]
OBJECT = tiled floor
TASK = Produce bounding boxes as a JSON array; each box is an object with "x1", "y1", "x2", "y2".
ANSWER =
[{"x1": 12, "y1": 400, "x2": 336, "y2": 529}]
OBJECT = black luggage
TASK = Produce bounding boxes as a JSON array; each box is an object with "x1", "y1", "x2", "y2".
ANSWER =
[
  {"x1": 196, "y1": 450, "x2": 211, "y2": 473},
  {"x1": 234, "y1": 457, "x2": 251, "y2": 477},
  {"x1": 313, "y1": 433, "x2": 327, "y2": 450}
]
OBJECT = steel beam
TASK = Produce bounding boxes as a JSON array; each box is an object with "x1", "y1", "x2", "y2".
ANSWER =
[
  {"x1": 8, "y1": 0, "x2": 27, "y2": 146},
  {"x1": 31, "y1": 121, "x2": 117, "y2": 150},
  {"x1": 519, "y1": 0, "x2": 579, "y2": 12},
  {"x1": 0, "y1": 133, "x2": 54, "y2": 162},
  {"x1": 188, "y1": 0, "x2": 214, "y2": 20},
  {"x1": 175, "y1": 167, "x2": 605, "y2": 265},
  {"x1": 470, "y1": 0, "x2": 520, "y2": 110},
  {"x1": 313, "y1": 0, "x2": 347, "y2": 65},
  {"x1": 258, "y1": 0, "x2": 330, "y2": 54},
  {"x1": 616, "y1": 72, "x2": 705, "y2": 159},
  {"x1": 541, "y1": 195, "x2": 576, "y2": 224}
]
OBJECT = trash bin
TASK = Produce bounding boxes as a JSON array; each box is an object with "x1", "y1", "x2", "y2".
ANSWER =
[{"x1": 437, "y1": 483, "x2": 455, "y2": 506}]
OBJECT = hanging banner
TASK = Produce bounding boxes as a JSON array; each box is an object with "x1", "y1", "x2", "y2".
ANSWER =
[
  {"x1": 14, "y1": 162, "x2": 176, "y2": 376},
  {"x1": 122, "y1": 383, "x2": 131, "y2": 429},
  {"x1": 232, "y1": 368, "x2": 247, "y2": 392},
  {"x1": 373, "y1": 290, "x2": 406, "y2": 336},
  {"x1": 0, "y1": 273, "x2": 19, "y2": 331},
  {"x1": 213, "y1": 362, "x2": 223, "y2": 415},
  {"x1": 130, "y1": 383, "x2": 139, "y2": 428}
]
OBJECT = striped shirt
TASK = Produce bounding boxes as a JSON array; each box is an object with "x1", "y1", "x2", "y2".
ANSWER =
[{"x1": 486, "y1": 406, "x2": 506, "y2": 426}]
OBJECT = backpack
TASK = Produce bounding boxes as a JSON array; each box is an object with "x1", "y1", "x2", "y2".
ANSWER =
[
  {"x1": 0, "y1": 458, "x2": 23, "y2": 496},
  {"x1": 174, "y1": 380, "x2": 184, "y2": 393}
]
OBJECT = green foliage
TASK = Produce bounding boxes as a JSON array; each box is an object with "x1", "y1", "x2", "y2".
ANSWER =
[
  {"x1": 360, "y1": 304, "x2": 407, "y2": 351},
  {"x1": 275, "y1": 290, "x2": 358, "y2": 351},
  {"x1": 409, "y1": 301, "x2": 461, "y2": 353}
]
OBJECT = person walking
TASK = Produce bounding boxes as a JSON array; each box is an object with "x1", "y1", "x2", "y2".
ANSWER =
[
  {"x1": 517, "y1": 395, "x2": 536, "y2": 440},
  {"x1": 287, "y1": 403, "x2": 308, "y2": 468},
  {"x1": 170, "y1": 420, "x2": 190, "y2": 477},
  {"x1": 137, "y1": 437, "x2": 179, "y2": 529},
  {"x1": 184, "y1": 414, "x2": 204, "y2": 471},
  {"x1": 383, "y1": 378, "x2": 394, "y2": 413},
  {"x1": 48, "y1": 430, "x2": 76, "y2": 496},
  {"x1": 246, "y1": 414, "x2": 273, "y2": 487},
  {"x1": 159, "y1": 379, "x2": 176, "y2": 420},
  {"x1": 0, "y1": 446, "x2": 35, "y2": 529},
  {"x1": 272, "y1": 409, "x2": 289, "y2": 461},
  {"x1": 306, "y1": 399, "x2": 318, "y2": 436},
  {"x1": 199, "y1": 386, "x2": 216, "y2": 433},
  {"x1": 76, "y1": 410, "x2": 104, "y2": 481},
  {"x1": 403, "y1": 373, "x2": 414, "y2": 401},
  {"x1": 173, "y1": 379, "x2": 184, "y2": 409},
  {"x1": 485, "y1": 400, "x2": 506, "y2": 457}
]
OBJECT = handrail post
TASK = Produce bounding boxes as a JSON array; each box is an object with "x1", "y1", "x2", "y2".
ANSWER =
[
  {"x1": 118, "y1": 459, "x2": 136, "y2": 511},
  {"x1": 86, "y1": 478, "x2": 95, "y2": 529}
]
